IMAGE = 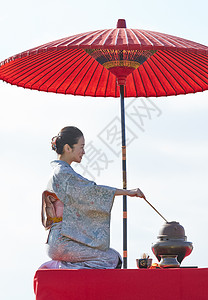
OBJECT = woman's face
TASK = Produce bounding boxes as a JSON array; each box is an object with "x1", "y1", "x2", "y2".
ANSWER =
[{"x1": 71, "y1": 136, "x2": 85, "y2": 163}]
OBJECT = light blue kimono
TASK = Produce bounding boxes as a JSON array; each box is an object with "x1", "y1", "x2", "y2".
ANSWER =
[{"x1": 45, "y1": 160, "x2": 121, "y2": 269}]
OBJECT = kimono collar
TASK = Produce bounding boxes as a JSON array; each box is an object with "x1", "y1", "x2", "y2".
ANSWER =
[{"x1": 50, "y1": 160, "x2": 72, "y2": 169}]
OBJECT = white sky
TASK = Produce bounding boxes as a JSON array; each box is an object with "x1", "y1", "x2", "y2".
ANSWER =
[{"x1": 1, "y1": 0, "x2": 208, "y2": 299}]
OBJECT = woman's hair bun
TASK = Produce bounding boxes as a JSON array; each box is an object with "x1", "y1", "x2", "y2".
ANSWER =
[{"x1": 51, "y1": 126, "x2": 83, "y2": 154}]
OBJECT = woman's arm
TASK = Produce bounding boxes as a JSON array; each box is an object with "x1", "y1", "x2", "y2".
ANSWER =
[{"x1": 115, "y1": 188, "x2": 146, "y2": 199}]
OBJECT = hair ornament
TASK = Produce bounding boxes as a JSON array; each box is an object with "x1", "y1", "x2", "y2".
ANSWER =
[{"x1": 51, "y1": 136, "x2": 58, "y2": 151}]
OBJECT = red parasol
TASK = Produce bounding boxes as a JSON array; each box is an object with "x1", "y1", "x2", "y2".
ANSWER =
[
  {"x1": 1, "y1": 19, "x2": 208, "y2": 97},
  {"x1": 1, "y1": 19, "x2": 208, "y2": 268}
]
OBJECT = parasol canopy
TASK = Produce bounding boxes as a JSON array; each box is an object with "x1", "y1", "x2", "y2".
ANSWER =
[{"x1": 1, "y1": 19, "x2": 208, "y2": 97}]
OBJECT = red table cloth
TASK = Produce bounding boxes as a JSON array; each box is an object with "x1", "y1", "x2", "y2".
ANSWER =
[{"x1": 34, "y1": 268, "x2": 208, "y2": 300}]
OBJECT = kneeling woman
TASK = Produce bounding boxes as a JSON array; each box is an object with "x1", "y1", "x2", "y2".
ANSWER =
[{"x1": 41, "y1": 126, "x2": 146, "y2": 269}]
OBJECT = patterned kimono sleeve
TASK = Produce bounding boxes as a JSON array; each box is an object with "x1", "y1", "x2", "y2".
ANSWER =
[{"x1": 52, "y1": 171, "x2": 116, "y2": 213}]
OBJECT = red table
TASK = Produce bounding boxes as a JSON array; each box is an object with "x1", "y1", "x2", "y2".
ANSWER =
[{"x1": 34, "y1": 268, "x2": 208, "y2": 300}]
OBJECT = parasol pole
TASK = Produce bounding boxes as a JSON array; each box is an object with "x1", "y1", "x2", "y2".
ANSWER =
[{"x1": 120, "y1": 84, "x2": 127, "y2": 269}]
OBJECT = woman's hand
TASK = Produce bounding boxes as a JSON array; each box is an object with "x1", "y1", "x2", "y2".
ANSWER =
[
  {"x1": 127, "y1": 188, "x2": 146, "y2": 199},
  {"x1": 115, "y1": 188, "x2": 146, "y2": 199}
]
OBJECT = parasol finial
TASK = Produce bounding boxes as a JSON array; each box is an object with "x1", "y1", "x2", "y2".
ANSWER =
[{"x1": 117, "y1": 19, "x2": 127, "y2": 28}]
